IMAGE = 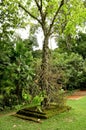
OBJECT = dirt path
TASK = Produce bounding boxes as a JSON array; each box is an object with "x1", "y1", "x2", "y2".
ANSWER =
[
  {"x1": 0, "y1": 111, "x2": 16, "y2": 117},
  {"x1": 68, "y1": 90, "x2": 86, "y2": 100}
]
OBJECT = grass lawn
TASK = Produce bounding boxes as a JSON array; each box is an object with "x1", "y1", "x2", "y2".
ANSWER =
[{"x1": 0, "y1": 96, "x2": 86, "y2": 130}]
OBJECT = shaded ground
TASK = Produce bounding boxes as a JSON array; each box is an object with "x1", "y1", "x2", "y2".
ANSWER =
[{"x1": 68, "y1": 90, "x2": 86, "y2": 100}]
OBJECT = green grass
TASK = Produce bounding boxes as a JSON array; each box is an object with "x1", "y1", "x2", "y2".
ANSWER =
[{"x1": 0, "y1": 97, "x2": 86, "y2": 130}]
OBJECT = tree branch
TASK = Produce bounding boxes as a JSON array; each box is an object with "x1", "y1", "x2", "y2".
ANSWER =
[
  {"x1": 18, "y1": 3, "x2": 42, "y2": 25},
  {"x1": 34, "y1": 0, "x2": 40, "y2": 10},
  {"x1": 40, "y1": 0, "x2": 42, "y2": 9},
  {"x1": 34, "y1": 0, "x2": 43, "y2": 16},
  {"x1": 34, "y1": 0, "x2": 45, "y2": 22},
  {"x1": 48, "y1": 0, "x2": 64, "y2": 35},
  {"x1": 34, "y1": 0, "x2": 46, "y2": 32}
]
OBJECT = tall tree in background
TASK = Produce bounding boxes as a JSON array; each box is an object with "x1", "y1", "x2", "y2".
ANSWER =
[{"x1": 18, "y1": 0, "x2": 86, "y2": 107}]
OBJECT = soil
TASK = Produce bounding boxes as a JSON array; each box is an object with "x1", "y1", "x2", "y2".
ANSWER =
[
  {"x1": 67, "y1": 90, "x2": 86, "y2": 100},
  {"x1": 0, "y1": 112, "x2": 16, "y2": 117}
]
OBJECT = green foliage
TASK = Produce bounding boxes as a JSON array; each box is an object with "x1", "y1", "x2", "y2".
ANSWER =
[
  {"x1": 0, "y1": 0, "x2": 86, "y2": 109},
  {"x1": 22, "y1": 90, "x2": 32, "y2": 102},
  {"x1": 17, "y1": 0, "x2": 86, "y2": 108},
  {"x1": 0, "y1": 0, "x2": 21, "y2": 40},
  {"x1": 18, "y1": 0, "x2": 86, "y2": 38},
  {"x1": 0, "y1": 36, "x2": 35, "y2": 108},
  {"x1": 52, "y1": 51, "x2": 86, "y2": 90},
  {"x1": 32, "y1": 94, "x2": 44, "y2": 106},
  {"x1": 58, "y1": 32, "x2": 86, "y2": 59},
  {"x1": 55, "y1": 32, "x2": 86, "y2": 90},
  {"x1": 72, "y1": 32, "x2": 86, "y2": 59},
  {"x1": 63, "y1": 53, "x2": 85, "y2": 90}
]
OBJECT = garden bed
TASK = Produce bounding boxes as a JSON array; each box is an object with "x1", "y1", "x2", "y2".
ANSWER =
[{"x1": 14, "y1": 105, "x2": 70, "y2": 122}]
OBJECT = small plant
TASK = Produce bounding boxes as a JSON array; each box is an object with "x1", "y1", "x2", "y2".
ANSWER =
[
  {"x1": 32, "y1": 94, "x2": 44, "y2": 106},
  {"x1": 22, "y1": 90, "x2": 32, "y2": 103}
]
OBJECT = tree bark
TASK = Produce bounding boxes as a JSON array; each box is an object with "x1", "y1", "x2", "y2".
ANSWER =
[{"x1": 40, "y1": 35, "x2": 50, "y2": 107}]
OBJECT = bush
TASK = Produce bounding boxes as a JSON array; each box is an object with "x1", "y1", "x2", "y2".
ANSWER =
[{"x1": 52, "y1": 51, "x2": 86, "y2": 90}]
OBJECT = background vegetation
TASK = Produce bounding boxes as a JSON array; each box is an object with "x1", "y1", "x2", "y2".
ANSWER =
[{"x1": 0, "y1": 0, "x2": 86, "y2": 110}]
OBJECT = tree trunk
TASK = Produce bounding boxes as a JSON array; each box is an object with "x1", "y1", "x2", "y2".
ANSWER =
[
  {"x1": 15, "y1": 83, "x2": 22, "y2": 101},
  {"x1": 40, "y1": 35, "x2": 50, "y2": 108}
]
